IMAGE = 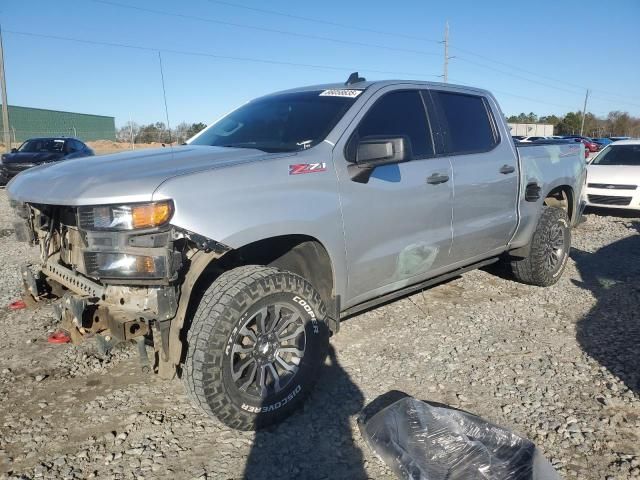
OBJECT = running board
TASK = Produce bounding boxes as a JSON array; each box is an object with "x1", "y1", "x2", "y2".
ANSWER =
[{"x1": 340, "y1": 257, "x2": 499, "y2": 319}]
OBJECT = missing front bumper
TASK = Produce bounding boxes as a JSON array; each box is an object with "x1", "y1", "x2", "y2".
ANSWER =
[{"x1": 21, "y1": 259, "x2": 178, "y2": 344}]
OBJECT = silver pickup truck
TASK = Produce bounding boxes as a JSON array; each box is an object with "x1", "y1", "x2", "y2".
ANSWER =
[{"x1": 7, "y1": 75, "x2": 585, "y2": 430}]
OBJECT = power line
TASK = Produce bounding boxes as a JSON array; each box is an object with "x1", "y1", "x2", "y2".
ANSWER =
[
  {"x1": 446, "y1": 76, "x2": 579, "y2": 110},
  {"x1": 444, "y1": 46, "x2": 640, "y2": 104},
  {"x1": 450, "y1": 45, "x2": 587, "y2": 92},
  {"x1": 4, "y1": 29, "x2": 438, "y2": 78},
  {"x1": 206, "y1": 0, "x2": 442, "y2": 44},
  {"x1": 455, "y1": 56, "x2": 582, "y2": 95},
  {"x1": 204, "y1": 0, "x2": 640, "y2": 104},
  {"x1": 454, "y1": 56, "x2": 640, "y2": 109},
  {"x1": 6, "y1": 22, "x2": 637, "y2": 117},
  {"x1": 89, "y1": 0, "x2": 441, "y2": 58},
  {"x1": 6, "y1": 30, "x2": 623, "y2": 115},
  {"x1": 587, "y1": 93, "x2": 640, "y2": 109}
]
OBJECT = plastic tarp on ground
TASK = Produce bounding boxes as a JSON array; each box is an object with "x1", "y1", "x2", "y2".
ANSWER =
[{"x1": 358, "y1": 395, "x2": 559, "y2": 480}]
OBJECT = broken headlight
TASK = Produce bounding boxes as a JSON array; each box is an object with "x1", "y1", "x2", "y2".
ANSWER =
[
  {"x1": 84, "y1": 252, "x2": 167, "y2": 279},
  {"x1": 78, "y1": 200, "x2": 173, "y2": 231}
]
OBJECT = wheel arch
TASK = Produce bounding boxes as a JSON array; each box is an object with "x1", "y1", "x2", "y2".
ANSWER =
[
  {"x1": 220, "y1": 234, "x2": 339, "y2": 327},
  {"x1": 164, "y1": 234, "x2": 339, "y2": 377},
  {"x1": 543, "y1": 184, "x2": 575, "y2": 221}
]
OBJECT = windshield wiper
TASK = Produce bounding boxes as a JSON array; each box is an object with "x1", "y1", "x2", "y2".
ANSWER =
[
  {"x1": 220, "y1": 143, "x2": 260, "y2": 149},
  {"x1": 219, "y1": 143, "x2": 301, "y2": 153}
]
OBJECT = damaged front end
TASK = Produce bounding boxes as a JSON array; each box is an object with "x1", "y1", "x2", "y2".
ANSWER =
[{"x1": 12, "y1": 198, "x2": 229, "y2": 377}]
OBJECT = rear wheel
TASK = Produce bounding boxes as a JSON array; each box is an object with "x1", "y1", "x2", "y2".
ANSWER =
[
  {"x1": 510, "y1": 206, "x2": 571, "y2": 286},
  {"x1": 183, "y1": 265, "x2": 329, "y2": 430}
]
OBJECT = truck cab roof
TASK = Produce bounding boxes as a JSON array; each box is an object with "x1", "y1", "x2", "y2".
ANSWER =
[{"x1": 266, "y1": 79, "x2": 492, "y2": 99}]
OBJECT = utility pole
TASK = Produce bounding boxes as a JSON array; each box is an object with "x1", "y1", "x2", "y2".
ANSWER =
[
  {"x1": 580, "y1": 89, "x2": 590, "y2": 136},
  {"x1": 0, "y1": 25, "x2": 11, "y2": 152},
  {"x1": 443, "y1": 21, "x2": 450, "y2": 83},
  {"x1": 129, "y1": 115, "x2": 134, "y2": 150}
]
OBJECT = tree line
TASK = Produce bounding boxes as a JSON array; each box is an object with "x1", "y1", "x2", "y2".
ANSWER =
[
  {"x1": 116, "y1": 122, "x2": 207, "y2": 144},
  {"x1": 506, "y1": 110, "x2": 639, "y2": 137}
]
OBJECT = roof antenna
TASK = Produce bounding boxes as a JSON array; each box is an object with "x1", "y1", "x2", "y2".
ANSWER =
[{"x1": 345, "y1": 72, "x2": 366, "y2": 86}]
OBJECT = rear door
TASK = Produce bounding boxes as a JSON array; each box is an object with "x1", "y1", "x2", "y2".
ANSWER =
[
  {"x1": 428, "y1": 90, "x2": 518, "y2": 262},
  {"x1": 333, "y1": 87, "x2": 454, "y2": 307}
]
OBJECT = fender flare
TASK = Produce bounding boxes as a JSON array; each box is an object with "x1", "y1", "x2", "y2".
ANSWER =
[{"x1": 158, "y1": 249, "x2": 222, "y2": 378}]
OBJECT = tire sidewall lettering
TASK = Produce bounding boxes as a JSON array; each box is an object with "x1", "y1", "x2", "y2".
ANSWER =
[
  {"x1": 292, "y1": 295, "x2": 319, "y2": 334},
  {"x1": 221, "y1": 287, "x2": 325, "y2": 415}
]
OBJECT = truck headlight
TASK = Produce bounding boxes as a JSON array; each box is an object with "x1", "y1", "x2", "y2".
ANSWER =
[
  {"x1": 84, "y1": 252, "x2": 166, "y2": 279},
  {"x1": 78, "y1": 200, "x2": 173, "y2": 231}
]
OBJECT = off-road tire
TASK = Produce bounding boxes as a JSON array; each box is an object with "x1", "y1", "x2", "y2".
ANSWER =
[
  {"x1": 183, "y1": 265, "x2": 329, "y2": 430},
  {"x1": 510, "y1": 206, "x2": 571, "y2": 286}
]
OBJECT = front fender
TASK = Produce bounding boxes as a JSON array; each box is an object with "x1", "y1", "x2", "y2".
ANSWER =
[{"x1": 152, "y1": 147, "x2": 348, "y2": 300}]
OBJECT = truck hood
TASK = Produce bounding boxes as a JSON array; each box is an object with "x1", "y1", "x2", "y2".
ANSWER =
[
  {"x1": 587, "y1": 164, "x2": 640, "y2": 186},
  {"x1": 7, "y1": 145, "x2": 290, "y2": 205}
]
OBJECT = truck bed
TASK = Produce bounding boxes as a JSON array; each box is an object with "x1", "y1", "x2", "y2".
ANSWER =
[{"x1": 509, "y1": 141, "x2": 586, "y2": 251}]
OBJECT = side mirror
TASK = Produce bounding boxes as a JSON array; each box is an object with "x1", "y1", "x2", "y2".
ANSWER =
[
  {"x1": 10, "y1": 148, "x2": 17, "y2": 153},
  {"x1": 356, "y1": 135, "x2": 411, "y2": 166},
  {"x1": 348, "y1": 135, "x2": 412, "y2": 183}
]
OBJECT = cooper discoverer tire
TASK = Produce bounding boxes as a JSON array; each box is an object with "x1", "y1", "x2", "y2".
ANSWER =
[
  {"x1": 510, "y1": 206, "x2": 571, "y2": 286},
  {"x1": 183, "y1": 265, "x2": 330, "y2": 430}
]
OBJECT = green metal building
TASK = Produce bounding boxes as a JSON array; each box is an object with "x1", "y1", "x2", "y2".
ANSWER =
[{"x1": 0, "y1": 105, "x2": 116, "y2": 143}]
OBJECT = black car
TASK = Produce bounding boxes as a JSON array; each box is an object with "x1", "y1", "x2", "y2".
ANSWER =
[{"x1": 0, "y1": 137, "x2": 94, "y2": 184}]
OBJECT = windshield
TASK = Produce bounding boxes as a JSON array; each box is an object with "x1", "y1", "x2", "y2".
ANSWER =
[
  {"x1": 18, "y1": 139, "x2": 66, "y2": 153},
  {"x1": 591, "y1": 144, "x2": 640, "y2": 166},
  {"x1": 190, "y1": 90, "x2": 360, "y2": 153}
]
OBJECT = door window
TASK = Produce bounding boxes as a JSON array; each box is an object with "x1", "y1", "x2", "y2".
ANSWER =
[
  {"x1": 430, "y1": 91, "x2": 499, "y2": 154},
  {"x1": 353, "y1": 90, "x2": 433, "y2": 158},
  {"x1": 65, "y1": 141, "x2": 77, "y2": 153}
]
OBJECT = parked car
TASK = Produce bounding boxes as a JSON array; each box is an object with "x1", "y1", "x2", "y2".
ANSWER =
[
  {"x1": 512, "y1": 135, "x2": 525, "y2": 141},
  {"x1": 609, "y1": 136, "x2": 631, "y2": 142},
  {"x1": 592, "y1": 138, "x2": 613, "y2": 147},
  {"x1": 7, "y1": 77, "x2": 586, "y2": 430},
  {"x1": 519, "y1": 136, "x2": 550, "y2": 142},
  {"x1": 564, "y1": 136, "x2": 600, "y2": 153},
  {"x1": 0, "y1": 137, "x2": 94, "y2": 184},
  {"x1": 584, "y1": 140, "x2": 640, "y2": 210}
]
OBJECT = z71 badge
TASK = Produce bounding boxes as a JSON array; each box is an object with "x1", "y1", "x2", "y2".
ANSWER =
[{"x1": 289, "y1": 163, "x2": 327, "y2": 175}]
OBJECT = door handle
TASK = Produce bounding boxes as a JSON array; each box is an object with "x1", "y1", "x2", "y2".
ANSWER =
[
  {"x1": 500, "y1": 164, "x2": 515, "y2": 174},
  {"x1": 426, "y1": 173, "x2": 450, "y2": 185}
]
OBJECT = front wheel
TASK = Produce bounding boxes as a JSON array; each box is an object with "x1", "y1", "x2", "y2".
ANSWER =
[
  {"x1": 183, "y1": 265, "x2": 329, "y2": 430},
  {"x1": 510, "y1": 206, "x2": 571, "y2": 286}
]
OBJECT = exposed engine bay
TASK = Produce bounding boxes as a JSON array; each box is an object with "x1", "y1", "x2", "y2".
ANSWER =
[{"x1": 11, "y1": 199, "x2": 228, "y2": 375}]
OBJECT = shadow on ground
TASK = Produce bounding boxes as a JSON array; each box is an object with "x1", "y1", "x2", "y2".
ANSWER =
[
  {"x1": 572, "y1": 221, "x2": 640, "y2": 394},
  {"x1": 242, "y1": 345, "x2": 367, "y2": 480},
  {"x1": 584, "y1": 206, "x2": 640, "y2": 219}
]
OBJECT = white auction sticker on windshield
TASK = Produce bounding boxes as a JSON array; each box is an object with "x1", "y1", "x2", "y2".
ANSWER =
[{"x1": 319, "y1": 89, "x2": 363, "y2": 98}]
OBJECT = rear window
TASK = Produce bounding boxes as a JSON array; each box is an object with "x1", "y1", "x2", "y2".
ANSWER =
[{"x1": 430, "y1": 91, "x2": 499, "y2": 154}]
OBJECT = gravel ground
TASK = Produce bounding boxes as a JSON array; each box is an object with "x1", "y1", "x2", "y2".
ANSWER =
[{"x1": 0, "y1": 189, "x2": 638, "y2": 480}]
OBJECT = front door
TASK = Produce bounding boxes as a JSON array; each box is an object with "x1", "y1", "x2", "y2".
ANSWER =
[{"x1": 333, "y1": 87, "x2": 454, "y2": 308}]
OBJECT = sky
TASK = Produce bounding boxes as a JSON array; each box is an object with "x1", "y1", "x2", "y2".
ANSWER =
[{"x1": 2, "y1": 0, "x2": 640, "y2": 127}]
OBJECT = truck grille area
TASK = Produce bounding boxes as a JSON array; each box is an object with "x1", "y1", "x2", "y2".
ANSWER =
[{"x1": 587, "y1": 195, "x2": 632, "y2": 206}]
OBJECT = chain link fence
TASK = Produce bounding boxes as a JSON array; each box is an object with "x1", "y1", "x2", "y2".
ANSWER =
[{"x1": 1, "y1": 124, "x2": 206, "y2": 155}]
